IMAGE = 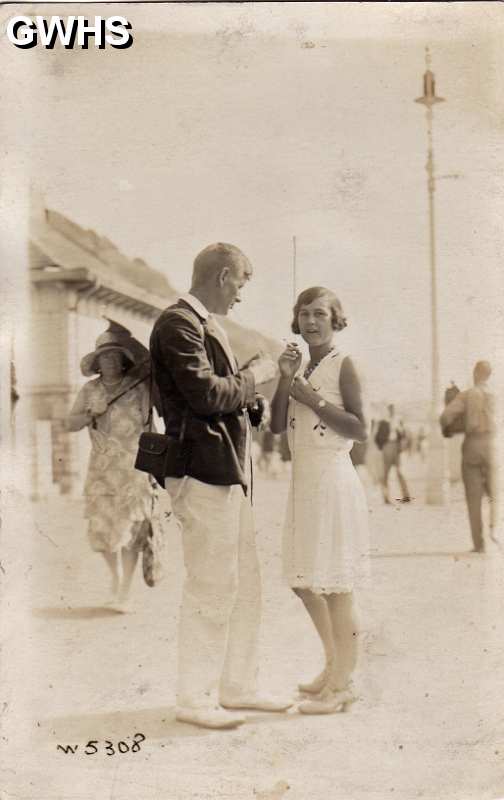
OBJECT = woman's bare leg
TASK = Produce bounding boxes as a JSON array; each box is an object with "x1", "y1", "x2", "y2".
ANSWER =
[
  {"x1": 101, "y1": 551, "x2": 120, "y2": 597},
  {"x1": 119, "y1": 547, "x2": 139, "y2": 602},
  {"x1": 396, "y1": 466, "x2": 411, "y2": 502},
  {"x1": 293, "y1": 588, "x2": 336, "y2": 680},
  {"x1": 326, "y1": 591, "x2": 359, "y2": 691},
  {"x1": 380, "y1": 458, "x2": 392, "y2": 503}
]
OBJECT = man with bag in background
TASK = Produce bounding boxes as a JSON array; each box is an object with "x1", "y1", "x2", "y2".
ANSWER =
[
  {"x1": 374, "y1": 403, "x2": 411, "y2": 505},
  {"x1": 150, "y1": 243, "x2": 292, "y2": 730},
  {"x1": 441, "y1": 360, "x2": 498, "y2": 553}
]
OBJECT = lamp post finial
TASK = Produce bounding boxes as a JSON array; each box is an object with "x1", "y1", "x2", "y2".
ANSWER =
[{"x1": 415, "y1": 48, "x2": 445, "y2": 107}]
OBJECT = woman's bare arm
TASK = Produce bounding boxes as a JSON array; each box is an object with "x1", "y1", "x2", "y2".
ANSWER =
[{"x1": 289, "y1": 357, "x2": 368, "y2": 442}]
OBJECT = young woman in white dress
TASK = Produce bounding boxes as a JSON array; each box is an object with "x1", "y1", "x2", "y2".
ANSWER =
[{"x1": 271, "y1": 287, "x2": 370, "y2": 714}]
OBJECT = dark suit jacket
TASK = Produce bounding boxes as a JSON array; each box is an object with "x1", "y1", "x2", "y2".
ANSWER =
[
  {"x1": 374, "y1": 419, "x2": 405, "y2": 451},
  {"x1": 150, "y1": 299, "x2": 256, "y2": 489}
]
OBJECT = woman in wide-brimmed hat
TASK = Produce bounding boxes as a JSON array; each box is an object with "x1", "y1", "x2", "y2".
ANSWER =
[{"x1": 68, "y1": 323, "x2": 153, "y2": 612}]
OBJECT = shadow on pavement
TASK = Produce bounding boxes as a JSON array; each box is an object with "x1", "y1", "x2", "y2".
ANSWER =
[
  {"x1": 32, "y1": 606, "x2": 126, "y2": 620},
  {"x1": 39, "y1": 707, "x2": 212, "y2": 741},
  {"x1": 233, "y1": 708, "x2": 304, "y2": 725},
  {"x1": 39, "y1": 707, "x2": 307, "y2": 743},
  {"x1": 372, "y1": 551, "x2": 475, "y2": 559}
]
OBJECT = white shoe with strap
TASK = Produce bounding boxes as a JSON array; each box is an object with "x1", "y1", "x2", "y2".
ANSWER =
[{"x1": 298, "y1": 684, "x2": 357, "y2": 715}]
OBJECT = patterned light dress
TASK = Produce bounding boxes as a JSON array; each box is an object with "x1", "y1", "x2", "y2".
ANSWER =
[
  {"x1": 283, "y1": 350, "x2": 370, "y2": 594},
  {"x1": 70, "y1": 376, "x2": 153, "y2": 553}
]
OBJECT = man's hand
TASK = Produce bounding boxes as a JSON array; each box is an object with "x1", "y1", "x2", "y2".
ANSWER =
[
  {"x1": 247, "y1": 354, "x2": 277, "y2": 386},
  {"x1": 248, "y1": 395, "x2": 271, "y2": 430}
]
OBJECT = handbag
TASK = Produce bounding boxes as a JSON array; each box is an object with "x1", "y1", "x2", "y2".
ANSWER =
[
  {"x1": 135, "y1": 418, "x2": 188, "y2": 486},
  {"x1": 440, "y1": 389, "x2": 465, "y2": 438},
  {"x1": 441, "y1": 414, "x2": 466, "y2": 438},
  {"x1": 141, "y1": 518, "x2": 165, "y2": 588},
  {"x1": 134, "y1": 371, "x2": 189, "y2": 486},
  {"x1": 135, "y1": 430, "x2": 185, "y2": 486},
  {"x1": 141, "y1": 486, "x2": 182, "y2": 588}
]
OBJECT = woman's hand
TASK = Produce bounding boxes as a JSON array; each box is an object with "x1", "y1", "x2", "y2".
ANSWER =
[
  {"x1": 271, "y1": 348, "x2": 299, "y2": 434},
  {"x1": 289, "y1": 376, "x2": 319, "y2": 408},
  {"x1": 278, "y1": 343, "x2": 302, "y2": 379}
]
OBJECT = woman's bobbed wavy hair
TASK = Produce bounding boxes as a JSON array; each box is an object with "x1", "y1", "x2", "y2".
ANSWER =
[{"x1": 291, "y1": 286, "x2": 348, "y2": 334}]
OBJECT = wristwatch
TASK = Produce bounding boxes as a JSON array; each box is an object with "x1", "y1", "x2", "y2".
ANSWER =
[{"x1": 317, "y1": 398, "x2": 327, "y2": 409}]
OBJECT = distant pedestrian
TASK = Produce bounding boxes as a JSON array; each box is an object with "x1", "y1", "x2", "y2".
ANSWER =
[
  {"x1": 416, "y1": 426, "x2": 427, "y2": 461},
  {"x1": 441, "y1": 361, "x2": 498, "y2": 553},
  {"x1": 374, "y1": 404, "x2": 411, "y2": 504},
  {"x1": 365, "y1": 420, "x2": 384, "y2": 485}
]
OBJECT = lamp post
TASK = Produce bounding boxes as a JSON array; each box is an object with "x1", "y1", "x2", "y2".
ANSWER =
[{"x1": 415, "y1": 47, "x2": 449, "y2": 505}]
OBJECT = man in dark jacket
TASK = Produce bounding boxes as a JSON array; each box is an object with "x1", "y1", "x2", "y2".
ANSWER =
[
  {"x1": 375, "y1": 404, "x2": 411, "y2": 504},
  {"x1": 150, "y1": 243, "x2": 291, "y2": 729}
]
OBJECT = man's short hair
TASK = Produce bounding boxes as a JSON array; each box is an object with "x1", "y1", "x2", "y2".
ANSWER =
[
  {"x1": 192, "y1": 243, "x2": 252, "y2": 286},
  {"x1": 473, "y1": 360, "x2": 492, "y2": 383}
]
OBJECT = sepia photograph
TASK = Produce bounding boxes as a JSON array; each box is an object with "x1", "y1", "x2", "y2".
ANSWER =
[{"x1": 1, "y1": 2, "x2": 503, "y2": 798}]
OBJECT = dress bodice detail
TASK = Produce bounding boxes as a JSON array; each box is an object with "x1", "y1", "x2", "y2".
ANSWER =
[{"x1": 287, "y1": 350, "x2": 352, "y2": 455}]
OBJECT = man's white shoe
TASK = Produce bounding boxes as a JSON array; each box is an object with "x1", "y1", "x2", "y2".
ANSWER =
[
  {"x1": 220, "y1": 695, "x2": 293, "y2": 712},
  {"x1": 176, "y1": 706, "x2": 246, "y2": 730}
]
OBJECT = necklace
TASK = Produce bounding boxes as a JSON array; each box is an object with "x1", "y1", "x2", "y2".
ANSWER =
[
  {"x1": 303, "y1": 347, "x2": 335, "y2": 380},
  {"x1": 102, "y1": 377, "x2": 123, "y2": 391}
]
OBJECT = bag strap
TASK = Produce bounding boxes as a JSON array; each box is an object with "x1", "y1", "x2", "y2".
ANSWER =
[
  {"x1": 146, "y1": 367, "x2": 155, "y2": 430},
  {"x1": 106, "y1": 369, "x2": 149, "y2": 409},
  {"x1": 90, "y1": 368, "x2": 149, "y2": 429},
  {"x1": 146, "y1": 362, "x2": 188, "y2": 442},
  {"x1": 147, "y1": 304, "x2": 206, "y2": 436}
]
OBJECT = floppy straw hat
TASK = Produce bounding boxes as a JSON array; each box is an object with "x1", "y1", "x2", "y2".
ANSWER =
[{"x1": 80, "y1": 330, "x2": 136, "y2": 377}]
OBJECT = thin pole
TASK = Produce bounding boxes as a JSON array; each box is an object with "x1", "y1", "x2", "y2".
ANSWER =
[
  {"x1": 414, "y1": 47, "x2": 448, "y2": 504},
  {"x1": 426, "y1": 105, "x2": 440, "y2": 415},
  {"x1": 291, "y1": 235, "x2": 297, "y2": 551},
  {"x1": 292, "y1": 235, "x2": 297, "y2": 304}
]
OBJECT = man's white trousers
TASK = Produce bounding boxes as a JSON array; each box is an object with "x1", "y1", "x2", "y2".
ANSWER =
[{"x1": 165, "y1": 476, "x2": 261, "y2": 708}]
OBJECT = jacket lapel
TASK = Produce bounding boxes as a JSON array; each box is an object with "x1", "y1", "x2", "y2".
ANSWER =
[
  {"x1": 205, "y1": 317, "x2": 238, "y2": 374},
  {"x1": 177, "y1": 299, "x2": 237, "y2": 375}
]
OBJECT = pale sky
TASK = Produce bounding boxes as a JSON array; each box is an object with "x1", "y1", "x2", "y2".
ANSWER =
[{"x1": 2, "y1": 2, "x2": 504, "y2": 404}]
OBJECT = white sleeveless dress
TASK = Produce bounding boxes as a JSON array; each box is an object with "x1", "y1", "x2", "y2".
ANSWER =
[{"x1": 282, "y1": 350, "x2": 370, "y2": 594}]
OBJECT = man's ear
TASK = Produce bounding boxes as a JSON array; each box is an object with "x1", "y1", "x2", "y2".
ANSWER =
[{"x1": 218, "y1": 266, "x2": 230, "y2": 286}]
